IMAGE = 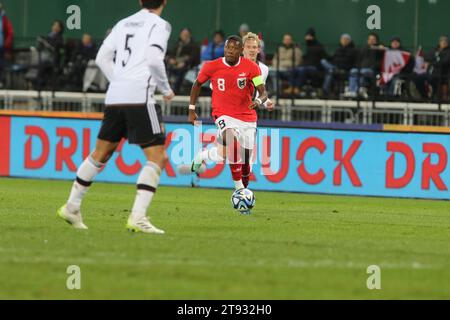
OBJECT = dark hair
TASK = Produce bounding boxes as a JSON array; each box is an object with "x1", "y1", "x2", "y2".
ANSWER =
[
  {"x1": 53, "y1": 20, "x2": 65, "y2": 34},
  {"x1": 390, "y1": 36, "x2": 401, "y2": 43},
  {"x1": 214, "y1": 30, "x2": 225, "y2": 39},
  {"x1": 368, "y1": 32, "x2": 379, "y2": 43},
  {"x1": 225, "y1": 35, "x2": 242, "y2": 46},
  {"x1": 141, "y1": 0, "x2": 164, "y2": 9},
  {"x1": 305, "y1": 27, "x2": 316, "y2": 37},
  {"x1": 180, "y1": 27, "x2": 192, "y2": 35}
]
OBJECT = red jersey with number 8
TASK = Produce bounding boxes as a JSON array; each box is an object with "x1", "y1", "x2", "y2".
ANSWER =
[{"x1": 197, "y1": 57, "x2": 262, "y2": 122}]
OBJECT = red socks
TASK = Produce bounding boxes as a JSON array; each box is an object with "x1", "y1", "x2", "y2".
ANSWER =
[
  {"x1": 230, "y1": 163, "x2": 243, "y2": 182},
  {"x1": 242, "y1": 163, "x2": 251, "y2": 188}
]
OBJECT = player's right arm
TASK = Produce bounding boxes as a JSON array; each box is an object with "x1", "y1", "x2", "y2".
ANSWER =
[
  {"x1": 188, "y1": 62, "x2": 213, "y2": 125},
  {"x1": 96, "y1": 27, "x2": 118, "y2": 81}
]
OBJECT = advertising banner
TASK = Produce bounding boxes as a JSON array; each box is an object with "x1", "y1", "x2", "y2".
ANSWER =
[{"x1": 0, "y1": 115, "x2": 448, "y2": 200}]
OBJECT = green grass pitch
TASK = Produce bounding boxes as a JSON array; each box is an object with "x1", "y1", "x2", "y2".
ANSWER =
[{"x1": 0, "y1": 177, "x2": 449, "y2": 299}]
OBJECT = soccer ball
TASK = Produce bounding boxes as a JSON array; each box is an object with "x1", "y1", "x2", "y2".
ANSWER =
[{"x1": 231, "y1": 188, "x2": 256, "y2": 214}]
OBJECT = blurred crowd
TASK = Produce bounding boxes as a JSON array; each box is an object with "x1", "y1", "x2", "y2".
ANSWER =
[
  {"x1": 1, "y1": 1, "x2": 449, "y2": 102},
  {"x1": 0, "y1": 2, "x2": 13, "y2": 89},
  {"x1": 270, "y1": 30, "x2": 450, "y2": 102},
  {"x1": 169, "y1": 26, "x2": 450, "y2": 102}
]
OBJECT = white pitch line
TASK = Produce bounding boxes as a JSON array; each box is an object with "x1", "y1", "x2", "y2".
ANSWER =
[{"x1": 0, "y1": 255, "x2": 443, "y2": 270}]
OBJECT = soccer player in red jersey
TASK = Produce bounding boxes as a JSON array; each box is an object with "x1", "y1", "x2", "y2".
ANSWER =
[{"x1": 188, "y1": 35, "x2": 270, "y2": 190}]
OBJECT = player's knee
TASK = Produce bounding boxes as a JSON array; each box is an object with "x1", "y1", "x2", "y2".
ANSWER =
[
  {"x1": 152, "y1": 150, "x2": 169, "y2": 169},
  {"x1": 222, "y1": 129, "x2": 236, "y2": 146},
  {"x1": 243, "y1": 149, "x2": 252, "y2": 164},
  {"x1": 93, "y1": 140, "x2": 118, "y2": 163},
  {"x1": 161, "y1": 152, "x2": 169, "y2": 168},
  {"x1": 225, "y1": 128, "x2": 237, "y2": 138},
  {"x1": 91, "y1": 149, "x2": 113, "y2": 164},
  {"x1": 153, "y1": 146, "x2": 169, "y2": 164}
]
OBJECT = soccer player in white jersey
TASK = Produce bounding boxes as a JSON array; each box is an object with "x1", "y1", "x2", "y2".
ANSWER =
[
  {"x1": 57, "y1": 0, "x2": 174, "y2": 234},
  {"x1": 239, "y1": 32, "x2": 273, "y2": 188},
  {"x1": 243, "y1": 32, "x2": 270, "y2": 94}
]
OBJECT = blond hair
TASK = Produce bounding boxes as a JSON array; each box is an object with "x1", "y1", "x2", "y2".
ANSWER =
[{"x1": 243, "y1": 32, "x2": 261, "y2": 47}]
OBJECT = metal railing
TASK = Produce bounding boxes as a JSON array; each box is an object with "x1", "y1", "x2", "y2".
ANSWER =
[{"x1": 1, "y1": 90, "x2": 449, "y2": 127}]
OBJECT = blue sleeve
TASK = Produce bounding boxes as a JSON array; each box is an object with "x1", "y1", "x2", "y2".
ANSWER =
[
  {"x1": 201, "y1": 43, "x2": 213, "y2": 62},
  {"x1": 217, "y1": 44, "x2": 225, "y2": 59}
]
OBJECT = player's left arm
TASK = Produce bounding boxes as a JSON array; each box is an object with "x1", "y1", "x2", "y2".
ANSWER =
[
  {"x1": 260, "y1": 65, "x2": 274, "y2": 111},
  {"x1": 249, "y1": 80, "x2": 268, "y2": 110},
  {"x1": 249, "y1": 62, "x2": 272, "y2": 111}
]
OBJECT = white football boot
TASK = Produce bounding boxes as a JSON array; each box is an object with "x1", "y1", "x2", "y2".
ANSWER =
[
  {"x1": 126, "y1": 216, "x2": 165, "y2": 234},
  {"x1": 190, "y1": 150, "x2": 205, "y2": 173},
  {"x1": 57, "y1": 204, "x2": 88, "y2": 230}
]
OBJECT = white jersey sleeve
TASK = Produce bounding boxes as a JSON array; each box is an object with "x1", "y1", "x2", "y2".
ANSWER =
[
  {"x1": 258, "y1": 62, "x2": 269, "y2": 84},
  {"x1": 96, "y1": 27, "x2": 119, "y2": 81},
  {"x1": 255, "y1": 61, "x2": 270, "y2": 101},
  {"x1": 102, "y1": 26, "x2": 119, "y2": 51}
]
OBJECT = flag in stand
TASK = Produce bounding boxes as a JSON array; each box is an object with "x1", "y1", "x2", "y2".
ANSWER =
[
  {"x1": 414, "y1": 46, "x2": 427, "y2": 75},
  {"x1": 380, "y1": 49, "x2": 412, "y2": 85}
]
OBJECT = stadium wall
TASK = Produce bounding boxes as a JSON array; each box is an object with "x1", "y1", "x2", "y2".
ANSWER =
[
  {"x1": 0, "y1": 112, "x2": 449, "y2": 200},
  {"x1": 4, "y1": 0, "x2": 450, "y2": 52}
]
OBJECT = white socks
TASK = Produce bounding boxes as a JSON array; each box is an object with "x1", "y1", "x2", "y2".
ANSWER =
[
  {"x1": 67, "y1": 157, "x2": 162, "y2": 221},
  {"x1": 131, "y1": 161, "x2": 162, "y2": 220},
  {"x1": 234, "y1": 180, "x2": 245, "y2": 190},
  {"x1": 67, "y1": 155, "x2": 104, "y2": 212},
  {"x1": 202, "y1": 146, "x2": 242, "y2": 190},
  {"x1": 201, "y1": 146, "x2": 224, "y2": 163}
]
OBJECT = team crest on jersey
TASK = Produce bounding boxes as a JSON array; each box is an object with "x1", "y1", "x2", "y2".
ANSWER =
[{"x1": 237, "y1": 78, "x2": 247, "y2": 89}]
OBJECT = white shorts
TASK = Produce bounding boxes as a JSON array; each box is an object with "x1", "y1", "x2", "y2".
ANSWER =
[{"x1": 214, "y1": 115, "x2": 257, "y2": 150}]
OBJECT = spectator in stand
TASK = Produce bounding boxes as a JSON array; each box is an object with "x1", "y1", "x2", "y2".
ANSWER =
[
  {"x1": 239, "y1": 23, "x2": 250, "y2": 38},
  {"x1": 294, "y1": 28, "x2": 328, "y2": 94},
  {"x1": 320, "y1": 33, "x2": 357, "y2": 97},
  {"x1": 257, "y1": 32, "x2": 267, "y2": 63},
  {"x1": 66, "y1": 33, "x2": 97, "y2": 91},
  {"x1": 0, "y1": 2, "x2": 14, "y2": 88},
  {"x1": 83, "y1": 29, "x2": 111, "y2": 92},
  {"x1": 413, "y1": 35, "x2": 450, "y2": 100},
  {"x1": 73, "y1": 33, "x2": 97, "y2": 61},
  {"x1": 346, "y1": 32, "x2": 384, "y2": 98},
  {"x1": 35, "y1": 20, "x2": 65, "y2": 89},
  {"x1": 167, "y1": 28, "x2": 200, "y2": 93},
  {"x1": 200, "y1": 37, "x2": 209, "y2": 59},
  {"x1": 201, "y1": 30, "x2": 225, "y2": 62},
  {"x1": 272, "y1": 33, "x2": 302, "y2": 95},
  {"x1": 43, "y1": 20, "x2": 65, "y2": 64},
  {"x1": 381, "y1": 36, "x2": 414, "y2": 97}
]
